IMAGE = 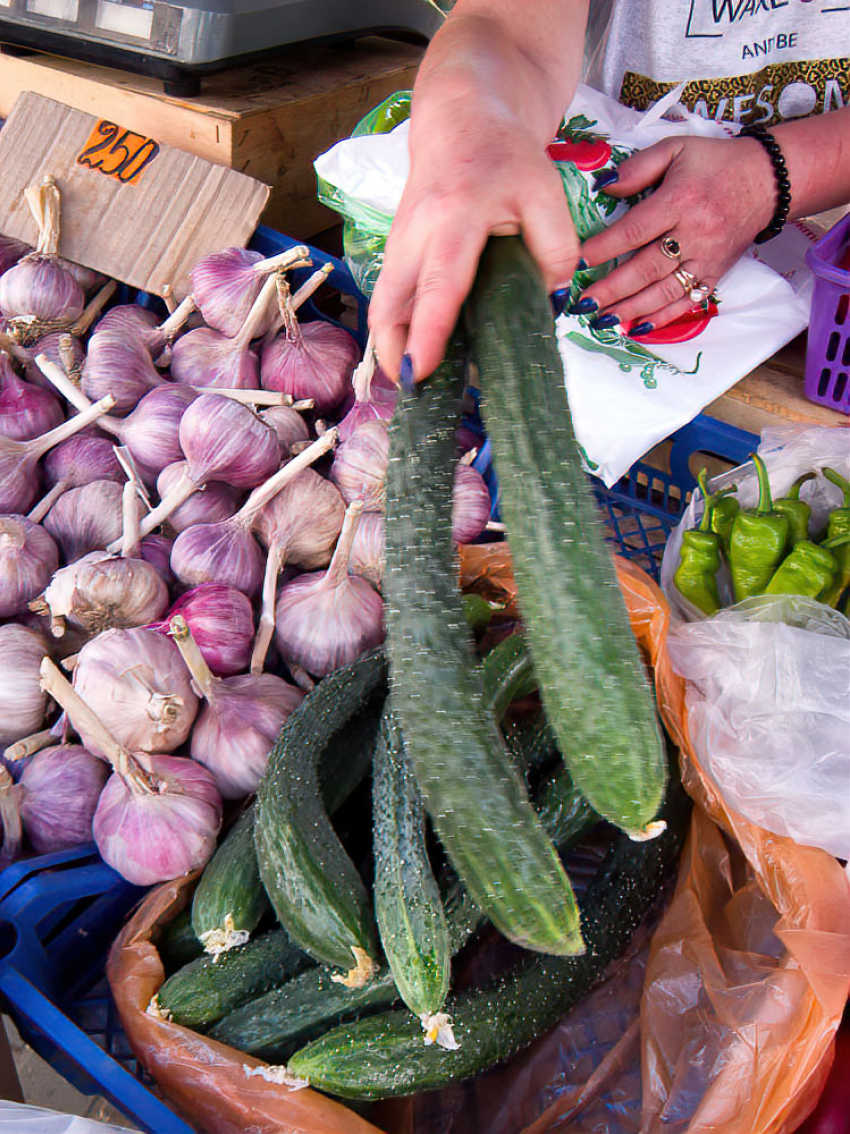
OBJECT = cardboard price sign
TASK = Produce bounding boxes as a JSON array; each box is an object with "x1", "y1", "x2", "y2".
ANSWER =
[{"x1": 0, "y1": 92, "x2": 270, "y2": 298}]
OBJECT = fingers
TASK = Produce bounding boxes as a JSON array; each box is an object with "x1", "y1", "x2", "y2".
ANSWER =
[
  {"x1": 600, "y1": 138, "x2": 681, "y2": 198},
  {"x1": 628, "y1": 296, "x2": 705, "y2": 337},
  {"x1": 580, "y1": 242, "x2": 671, "y2": 313},
  {"x1": 518, "y1": 172, "x2": 582, "y2": 293},
  {"x1": 580, "y1": 191, "x2": 674, "y2": 268},
  {"x1": 593, "y1": 261, "x2": 714, "y2": 327}
]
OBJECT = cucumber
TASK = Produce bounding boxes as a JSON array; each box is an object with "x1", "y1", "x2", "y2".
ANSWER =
[
  {"x1": 320, "y1": 698, "x2": 384, "y2": 815},
  {"x1": 384, "y1": 343, "x2": 582, "y2": 957},
  {"x1": 480, "y1": 633, "x2": 536, "y2": 722},
  {"x1": 156, "y1": 928, "x2": 311, "y2": 1030},
  {"x1": 156, "y1": 908, "x2": 203, "y2": 974},
  {"x1": 255, "y1": 649, "x2": 387, "y2": 985},
  {"x1": 287, "y1": 771, "x2": 690, "y2": 1099},
  {"x1": 373, "y1": 705, "x2": 450, "y2": 1026},
  {"x1": 209, "y1": 965, "x2": 397, "y2": 1061},
  {"x1": 192, "y1": 808, "x2": 269, "y2": 956},
  {"x1": 467, "y1": 236, "x2": 667, "y2": 836}
]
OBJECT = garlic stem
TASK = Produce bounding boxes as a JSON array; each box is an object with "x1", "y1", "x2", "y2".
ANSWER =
[
  {"x1": 233, "y1": 271, "x2": 280, "y2": 350},
  {"x1": 27, "y1": 480, "x2": 67, "y2": 523},
  {"x1": 39, "y1": 657, "x2": 155, "y2": 793},
  {"x1": 252, "y1": 246, "x2": 311, "y2": 275},
  {"x1": 129, "y1": 469, "x2": 198, "y2": 546},
  {"x1": 27, "y1": 394, "x2": 115, "y2": 460},
  {"x1": 292, "y1": 262, "x2": 333, "y2": 309},
  {"x1": 168, "y1": 615, "x2": 216, "y2": 700},
  {"x1": 71, "y1": 280, "x2": 117, "y2": 335},
  {"x1": 192, "y1": 388, "x2": 291, "y2": 407},
  {"x1": 4, "y1": 728, "x2": 56, "y2": 762},
  {"x1": 459, "y1": 448, "x2": 479, "y2": 467},
  {"x1": 113, "y1": 445, "x2": 152, "y2": 511},
  {"x1": 352, "y1": 333, "x2": 377, "y2": 402},
  {"x1": 289, "y1": 663, "x2": 315, "y2": 693},
  {"x1": 58, "y1": 334, "x2": 82, "y2": 381},
  {"x1": 269, "y1": 263, "x2": 333, "y2": 341},
  {"x1": 161, "y1": 285, "x2": 177, "y2": 314},
  {"x1": 121, "y1": 479, "x2": 140, "y2": 558},
  {"x1": 325, "y1": 499, "x2": 364, "y2": 589},
  {"x1": 485, "y1": 520, "x2": 506, "y2": 533},
  {"x1": 250, "y1": 544, "x2": 282, "y2": 675},
  {"x1": 158, "y1": 295, "x2": 196, "y2": 341},
  {"x1": 236, "y1": 427, "x2": 338, "y2": 527},
  {"x1": 0, "y1": 332, "x2": 29, "y2": 365},
  {"x1": 36, "y1": 353, "x2": 90, "y2": 412}
]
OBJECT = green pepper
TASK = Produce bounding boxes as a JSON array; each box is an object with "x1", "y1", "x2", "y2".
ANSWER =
[
  {"x1": 764, "y1": 540, "x2": 838, "y2": 598},
  {"x1": 709, "y1": 485, "x2": 739, "y2": 557},
  {"x1": 729, "y1": 453, "x2": 791, "y2": 602},
  {"x1": 819, "y1": 468, "x2": 850, "y2": 607},
  {"x1": 673, "y1": 470, "x2": 722, "y2": 615},
  {"x1": 773, "y1": 472, "x2": 816, "y2": 544}
]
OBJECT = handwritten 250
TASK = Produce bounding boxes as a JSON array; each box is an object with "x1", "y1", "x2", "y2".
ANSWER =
[{"x1": 77, "y1": 121, "x2": 160, "y2": 184}]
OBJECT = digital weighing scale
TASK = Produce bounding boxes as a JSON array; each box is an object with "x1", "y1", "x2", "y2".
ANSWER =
[{"x1": 0, "y1": 0, "x2": 444, "y2": 94}]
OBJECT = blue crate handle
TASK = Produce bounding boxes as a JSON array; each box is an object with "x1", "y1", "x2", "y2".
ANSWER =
[{"x1": 0, "y1": 968, "x2": 193, "y2": 1134}]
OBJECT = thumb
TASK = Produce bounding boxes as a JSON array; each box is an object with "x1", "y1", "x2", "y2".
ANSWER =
[{"x1": 602, "y1": 138, "x2": 681, "y2": 197}]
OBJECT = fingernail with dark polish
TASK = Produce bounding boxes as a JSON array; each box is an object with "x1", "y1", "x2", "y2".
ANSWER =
[
  {"x1": 590, "y1": 313, "x2": 620, "y2": 330},
  {"x1": 592, "y1": 169, "x2": 619, "y2": 192},
  {"x1": 568, "y1": 296, "x2": 599, "y2": 315},
  {"x1": 629, "y1": 321, "x2": 655, "y2": 337},
  {"x1": 551, "y1": 289, "x2": 569, "y2": 316},
  {"x1": 577, "y1": 258, "x2": 589, "y2": 270},
  {"x1": 399, "y1": 353, "x2": 416, "y2": 391}
]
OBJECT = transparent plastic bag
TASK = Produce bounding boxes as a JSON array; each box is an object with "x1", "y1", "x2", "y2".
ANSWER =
[
  {"x1": 0, "y1": 1102, "x2": 135, "y2": 1133},
  {"x1": 108, "y1": 553, "x2": 850, "y2": 1134}
]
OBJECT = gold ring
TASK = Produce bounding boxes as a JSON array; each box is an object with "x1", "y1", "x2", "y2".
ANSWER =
[
  {"x1": 674, "y1": 267, "x2": 712, "y2": 304},
  {"x1": 660, "y1": 235, "x2": 682, "y2": 260}
]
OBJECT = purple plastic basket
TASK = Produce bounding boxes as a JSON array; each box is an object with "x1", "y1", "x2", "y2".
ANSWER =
[{"x1": 804, "y1": 212, "x2": 850, "y2": 414}]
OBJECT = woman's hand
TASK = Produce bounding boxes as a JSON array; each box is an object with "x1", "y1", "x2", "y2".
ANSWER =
[
  {"x1": 368, "y1": 3, "x2": 589, "y2": 383},
  {"x1": 577, "y1": 135, "x2": 777, "y2": 333}
]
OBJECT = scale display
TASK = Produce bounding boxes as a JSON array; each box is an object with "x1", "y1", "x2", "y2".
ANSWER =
[{"x1": 0, "y1": 0, "x2": 443, "y2": 93}]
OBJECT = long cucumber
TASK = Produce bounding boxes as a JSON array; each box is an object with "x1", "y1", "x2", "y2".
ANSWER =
[
  {"x1": 287, "y1": 770, "x2": 690, "y2": 1099},
  {"x1": 255, "y1": 649, "x2": 387, "y2": 986},
  {"x1": 467, "y1": 236, "x2": 667, "y2": 835},
  {"x1": 384, "y1": 347, "x2": 582, "y2": 957}
]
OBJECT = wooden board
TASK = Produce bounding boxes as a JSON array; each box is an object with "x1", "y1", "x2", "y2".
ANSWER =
[
  {"x1": 0, "y1": 39, "x2": 423, "y2": 237},
  {"x1": 0, "y1": 91, "x2": 269, "y2": 297}
]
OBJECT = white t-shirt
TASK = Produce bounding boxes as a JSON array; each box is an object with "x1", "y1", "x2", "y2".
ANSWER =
[{"x1": 585, "y1": 0, "x2": 849, "y2": 126}]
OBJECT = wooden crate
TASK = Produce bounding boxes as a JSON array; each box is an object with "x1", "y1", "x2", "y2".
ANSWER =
[{"x1": 0, "y1": 37, "x2": 423, "y2": 238}]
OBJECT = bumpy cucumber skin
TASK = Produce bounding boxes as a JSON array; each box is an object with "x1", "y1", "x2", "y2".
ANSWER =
[
  {"x1": 384, "y1": 346, "x2": 582, "y2": 957},
  {"x1": 287, "y1": 774, "x2": 690, "y2": 1099},
  {"x1": 209, "y1": 965, "x2": 398, "y2": 1061},
  {"x1": 191, "y1": 807, "x2": 268, "y2": 946},
  {"x1": 157, "y1": 908, "x2": 203, "y2": 974},
  {"x1": 255, "y1": 650, "x2": 386, "y2": 973},
  {"x1": 467, "y1": 236, "x2": 667, "y2": 834},
  {"x1": 373, "y1": 706, "x2": 450, "y2": 1019},
  {"x1": 157, "y1": 928, "x2": 310, "y2": 1029}
]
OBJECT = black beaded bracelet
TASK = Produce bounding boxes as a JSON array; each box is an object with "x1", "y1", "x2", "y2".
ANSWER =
[{"x1": 739, "y1": 123, "x2": 792, "y2": 244}]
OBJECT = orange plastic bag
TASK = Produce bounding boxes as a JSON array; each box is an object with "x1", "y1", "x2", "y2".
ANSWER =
[{"x1": 107, "y1": 550, "x2": 850, "y2": 1134}]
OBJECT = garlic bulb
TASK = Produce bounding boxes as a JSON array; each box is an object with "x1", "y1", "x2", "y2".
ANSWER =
[
  {"x1": 170, "y1": 270, "x2": 281, "y2": 390},
  {"x1": 95, "y1": 303, "x2": 159, "y2": 342},
  {"x1": 261, "y1": 404, "x2": 310, "y2": 457},
  {"x1": 170, "y1": 616, "x2": 302, "y2": 798},
  {"x1": 0, "y1": 623, "x2": 49, "y2": 747},
  {"x1": 0, "y1": 352, "x2": 63, "y2": 441},
  {"x1": 348, "y1": 510, "x2": 385, "y2": 590},
  {"x1": 0, "y1": 234, "x2": 30, "y2": 276},
  {"x1": 190, "y1": 244, "x2": 310, "y2": 337},
  {"x1": 18, "y1": 744, "x2": 109, "y2": 854},
  {"x1": 22, "y1": 331, "x2": 85, "y2": 388},
  {"x1": 71, "y1": 627, "x2": 199, "y2": 756},
  {"x1": 44, "y1": 479, "x2": 142, "y2": 562},
  {"x1": 150, "y1": 584, "x2": 254, "y2": 677},
  {"x1": 254, "y1": 467, "x2": 345, "y2": 570},
  {"x1": 140, "y1": 534, "x2": 175, "y2": 586},
  {"x1": 98, "y1": 384, "x2": 198, "y2": 482},
  {"x1": 0, "y1": 393, "x2": 115, "y2": 514},
  {"x1": 29, "y1": 435, "x2": 124, "y2": 524},
  {"x1": 274, "y1": 499, "x2": 385, "y2": 676},
  {"x1": 330, "y1": 421, "x2": 389, "y2": 511},
  {"x1": 40, "y1": 658, "x2": 221, "y2": 886},
  {"x1": 0, "y1": 177, "x2": 85, "y2": 334},
  {"x1": 40, "y1": 551, "x2": 168, "y2": 638},
  {"x1": 181, "y1": 393, "x2": 280, "y2": 489},
  {"x1": 81, "y1": 330, "x2": 167, "y2": 415},
  {"x1": 156, "y1": 461, "x2": 239, "y2": 533},
  {"x1": 337, "y1": 347, "x2": 397, "y2": 442},
  {"x1": 0, "y1": 766, "x2": 22, "y2": 869},
  {"x1": 452, "y1": 462, "x2": 492, "y2": 544},
  {"x1": 0, "y1": 514, "x2": 59, "y2": 617},
  {"x1": 169, "y1": 429, "x2": 337, "y2": 596},
  {"x1": 260, "y1": 277, "x2": 359, "y2": 414}
]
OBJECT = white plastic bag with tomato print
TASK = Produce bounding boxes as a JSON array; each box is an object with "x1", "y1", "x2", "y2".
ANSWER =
[
  {"x1": 552, "y1": 84, "x2": 813, "y2": 485},
  {"x1": 314, "y1": 83, "x2": 814, "y2": 486}
]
